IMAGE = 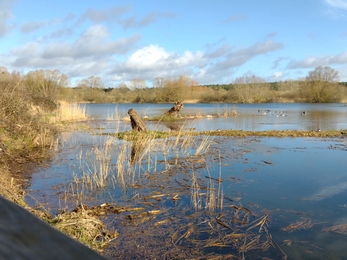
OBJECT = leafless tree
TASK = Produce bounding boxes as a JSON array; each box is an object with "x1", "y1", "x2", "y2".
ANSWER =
[
  {"x1": 233, "y1": 75, "x2": 270, "y2": 103},
  {"x1": 301, "y1": 66, "x2": 341, "y2": 103}
]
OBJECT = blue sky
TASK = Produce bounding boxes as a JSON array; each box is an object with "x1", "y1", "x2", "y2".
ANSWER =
[{"x1": 1, "y1": 0, "x2": 347, "y2": 87}]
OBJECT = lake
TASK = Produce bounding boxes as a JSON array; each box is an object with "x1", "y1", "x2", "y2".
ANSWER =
[
  {"x1": 85, "y1": 102, "x2": 347, "y2": 131},
  {"x1": 26, "y1": 103, "x2": 347, "y2": 259}
]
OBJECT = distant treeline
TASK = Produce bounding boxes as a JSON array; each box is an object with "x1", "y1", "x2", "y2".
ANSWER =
[
  {"x1": 1, "y1": 65, "x2": 347, "y2": 105},
  {"x1": 201, "y1": 81, "x2": 347, "y2": 90}
]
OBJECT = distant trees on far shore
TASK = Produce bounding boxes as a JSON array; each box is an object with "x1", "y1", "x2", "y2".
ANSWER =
[{"x1": 1, "y1": 66, "x2": 346, "y2": 104}]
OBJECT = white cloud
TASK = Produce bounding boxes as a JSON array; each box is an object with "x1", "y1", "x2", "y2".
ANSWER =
[
  {"x1": 212, "y1": 40, "x2": 284, "y2": 71},
  {"x1": 273, "y1": 71, "x2": 284, "y2": 78},
  {"x1": 125, "y1": 45, "x2": 170, "y2": 70},
  {"x1": 80, "y1": 5, "x2": 175, "y2": 29},
  {"x1": 119, "y1": 12, "x2": 176, "y2": 29},
  {"x1": 326, "y1": 0, "x2": 347, "y2": 10},
  {"x1": 111, "y1": 40, "x2": 283, "y2": 85},
  {"x1": 3, "y1": 24, "x2": 141, "y2": 80},
  {"x1": 81, "y1": 5, "x2": 132, "y2": 23},
  {"x1": 21, "y1": 20, "x2": 47, "y2": 33},
  {"x1": 0, "y1": 0, "x2": 15, "y2": 37},
  {"x1": 310, "y1": 180, "x2": 347, "y2": 200},
  {"x1": 287, "y1": 51, "x2": 347, "y2": 69},
  {"x1": 111, "y1": 44, "x2": 205, "y2": 82}
]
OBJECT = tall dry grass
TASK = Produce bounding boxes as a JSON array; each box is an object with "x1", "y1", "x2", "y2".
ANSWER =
[
  {"x1": 71, "y1": 127, "x2": 215, "y2": 199},
  {"x1": 53, "y1": 101, "x2": 87, "y2": 122}
]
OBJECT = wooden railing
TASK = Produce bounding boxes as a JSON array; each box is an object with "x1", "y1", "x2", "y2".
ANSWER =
[{"x1": 0, "y1": 196, "x2": 106, "y2": 260}]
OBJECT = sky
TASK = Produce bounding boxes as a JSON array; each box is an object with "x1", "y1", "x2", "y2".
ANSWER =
[{"x1": 1, "y1": 0, "x2": 347, "y2": 87}]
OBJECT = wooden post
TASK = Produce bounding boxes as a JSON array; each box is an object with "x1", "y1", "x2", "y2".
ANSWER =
[
  {"x1": 165, "y1": 101, "x2": 184, "y2": 117},
  {"x1": 0, "y1": 196, "x2": 106, "y2": 260},
  {"x1": 128, "y1": 108, "x2": 147, "y2": 132}
]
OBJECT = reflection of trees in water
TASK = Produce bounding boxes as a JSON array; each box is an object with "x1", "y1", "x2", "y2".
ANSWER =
[
  {"x1": 306, "y1": 110, "x2": 343, "y2": 131},
  {"x1": 213, "y1": 109, "x2": 346, "y2": 131},
  {"x1": 163, "y1": 122, "x2": 184, "y2": 131},
  {"x1": 130, "y1": 141, "x2": 146, "y2": 165}
]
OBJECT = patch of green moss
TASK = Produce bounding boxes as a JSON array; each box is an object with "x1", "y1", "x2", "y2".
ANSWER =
[{"x1": 116, "y1": 130, "x2": 173, "y2": 140}]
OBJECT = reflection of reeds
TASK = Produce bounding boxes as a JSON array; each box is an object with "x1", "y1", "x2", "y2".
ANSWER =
[
  {"x1": 71, "y1": 126, "x2": 215, "y2": 203},
  {"x1": 106, "y1": 106, "x2": 120, "y2": 121},
  {"x1": 191, "y1": 171, "x2": 201, "y2": 211},
  {"x1": 205, "y1": 172, "x2": 216, "y2": 212}
]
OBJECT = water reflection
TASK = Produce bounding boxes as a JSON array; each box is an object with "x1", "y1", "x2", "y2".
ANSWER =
[
  {"x1": 85, "y1": 103, "x2": 347, "y2": 131},
  {"x1": 25, "y1": 103, "x2": 347, "y2": 259}
]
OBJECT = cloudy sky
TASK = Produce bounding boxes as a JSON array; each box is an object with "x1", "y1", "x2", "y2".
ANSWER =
[{"x1": 1, "y1": 0, "x2": 347, "y2": 87}]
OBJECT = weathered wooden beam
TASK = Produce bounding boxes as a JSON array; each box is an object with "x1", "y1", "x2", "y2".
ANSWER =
[
  {"x1": 128, "y1": 108, "x2": 147, "y2": 132},
  {"x1": 0, "y1": 196, "x2": 106, "y2": 260}
]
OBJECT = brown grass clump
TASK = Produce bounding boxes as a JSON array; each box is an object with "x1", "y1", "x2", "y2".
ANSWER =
[
  {"x1": 0, "y1": 163, "x2": 24, "y2": 205},
  {"x1": 322, "y1": 224, "x2": 347, "y2": 235},
  {"x1": 281, "y1": 218, "x2": 313, "y2": 233},
  {"x1": 51, "y1": 205, "x2": 118, "y2": 251}
]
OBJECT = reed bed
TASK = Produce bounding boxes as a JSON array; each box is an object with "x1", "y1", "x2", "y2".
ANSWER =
[
  {"x1": 67, "y1": 127, "x2": 292, "y2": 259},
  {"x1": 71, "y1": 128, "x2": 215, "y2": 198},
  {"x1": 53, "y1": 101, "x2": 87, "y2": 122}
]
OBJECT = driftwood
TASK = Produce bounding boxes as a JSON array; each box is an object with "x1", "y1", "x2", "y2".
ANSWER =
[
  {"x1": 0, "y1": 196, "x2": 106, "y2": 260},
  {"x1": 128, "y1": 108, "x2": 147, "y2": 132},
  {"x1": 165, "y1": 101, "x2": 184, "y2": 117}
]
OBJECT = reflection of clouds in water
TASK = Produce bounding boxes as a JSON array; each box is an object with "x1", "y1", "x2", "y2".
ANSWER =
[{"x1": 311, "y1": 181, "x2": 347, "y2": 201}]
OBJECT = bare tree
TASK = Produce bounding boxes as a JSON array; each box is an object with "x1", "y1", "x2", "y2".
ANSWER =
[
  {"x1": 129, "y1": 78, "x2": 147, "y2": 103},
  {"x1": 160, "y1": 75, "x2": 191, "y2": 102},
  {"x1": 78, "y1": 76, "x2": 104, "y2": 89},
  {"x1": 25, "y1": 69, "x2": 68, "y2": 105},
  {"x1": 233, "y1": 75, "x2": 270, "y2": 103},
  {"x1": 301, "y1": 66, "x2": 341, "y2": 103}
]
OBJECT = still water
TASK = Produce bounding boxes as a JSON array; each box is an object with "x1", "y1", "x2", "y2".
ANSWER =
[
  {"x1": 27, "y1": 103, "x2": 347, "y2": 259},
  {"x1": 85, "y1": 103, "x2": 347, "y2": 131}
]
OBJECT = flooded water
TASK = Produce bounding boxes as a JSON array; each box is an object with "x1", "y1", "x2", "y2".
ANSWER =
[
  {"x1": 26, "y1": 103, "x2": 347, "y2": 259},
  {"x1": 85, "y1": 103, "x2": 347, "y2": 131}
]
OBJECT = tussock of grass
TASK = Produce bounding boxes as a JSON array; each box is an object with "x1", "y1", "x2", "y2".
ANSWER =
[{"x1": 51, "y1": 206, "x2": 118, "y2": 251}]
